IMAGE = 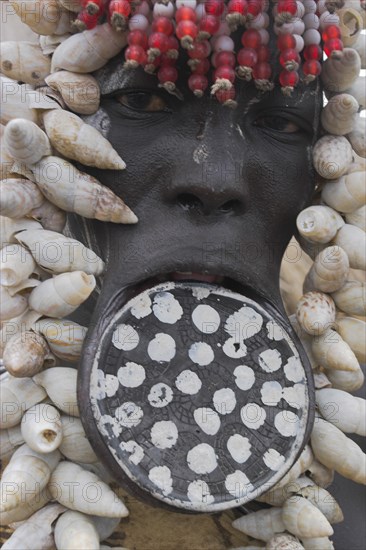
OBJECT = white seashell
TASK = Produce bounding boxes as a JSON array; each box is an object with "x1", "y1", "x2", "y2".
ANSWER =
[
  {"x1": 0, "y1": 425, "x2": 24, "y2": 461},
  {"x1": 345, "y1": 75, "x2": 366, "y2": 109},
  {"x1": 45, "y1": 71, "x2": 100, "y2": 115},
  {"x1": 10, "y1": 0, "x2": 72, "y2": 35},
  {"x1": 0, "y1": 309, "x2": 43, "y2": 356},
  {"x1": 311, "y1": 417, "x2": 366, "y2": 484},
  {"x1": 336, "y1": 316, "x2": 366, "y2": 363},
  {"x1": 298, "y1": 485, "x2": 343, "y2": 524},
  {"x1": 49, "y1": 461, "x2": 129, "y2": 517},
  {"x1": 0, "y1": 376, "x2": 47, "y2": 429},
  {"x1": 21, "y1": 403, "x2": 63, "y2": 453},
  {"x1": 51, "y1": 23, "x2": 127, "y2": 73},
  {"x1": 30, "y1": 199, "x2": 67, "y2": 232},
  {"x1": 326, "y1": 364, "x2": 365, "y2": 391},
  {"x1": 0, "y1": 42, "x2": 51, "y2": 86},
  {"x1": 352, "y1": 31, "x2": 366, "y2": 69},
  {"x1": 0, "y1": 285, "x2": 28, "y2": 321},
  {"x1": 0, "y1": 78, "x2": 38, "y2": 125},
  {"x1": 313, "y1": 371, "x2": 331, "y2": 389},
  {"x1": 0, "y1": 243, "x2": 36, "y2": 286},
  {"x1": 0, "y1": 487, "x2": 51, "y2": 526},
  {"x1": 311, "y1": 327, "x2": 360, "y2": 372},
  {"x1": 266, "y1": 533, "x2": 305, "y2": 549},
  {"x1": 32, "y1": 156, "x2": 137, "y2": 223},
  {"x1": 232, "y1": 508, "x2": 286, "y2": 542},
  {"x1": 39, "y1": 33, "x2": 72, "y2": 55},
  {"x1": 307, "y1": 459, "x2": 334, "y2": 489},
  {"x1": 347, "y1": 116, "x2": 366, "y2": 158},
  {"x1": 346, "y1": 205, "x2": 366, "y2": 231},
  {"x1": 321, "y1": 47, "x2": 361, "y2": 93},
  {"x1": 296, "y1": 206, "x2": 344, "y2": 244},
  {"x1": 332, "y1": 279, "x2": 366, "y2": 315},
  {"x1": 321, "y1": 93, "x2": 358, "y2": 135},
  {"x1": 270, "y1": 446, "x2": 314, "y2": 490},
  {"x1": 0, "y1": 444, "x2": 60, "y2": 512},
  {"x1": 332, "y1": 224, "x2": 366, "y2": 270},
  {"x1": 2, "y1": 502, "x2": 65, "y2": 550},
  {"x1": 321, "y1": 171, "x2": 366, "y2": 213},
  {"x1": 303, "y1": 246, "x2": 349, "y2": 293},
  {"x1": 0, "y1": 216, "x2": 43, "y2": 249},
  {"x1": 3, "y1": 331, "x2": 51, "y2": 378},
  {"x1": 312, "y1": 135, "x2": 353, "y2": 179},
  {"x1": 57, "y1": 0, "x2": 81, "y2": 11},
  {"x1": 42, "y1": 111, "x2": 125, "y2": 170},
  {"x1": 0, "y1": 178, "x2": 44, "y2": 218},
  {"x1": 33, "y1": 318, "x2": 87, "y2": 362},
  {"x1": 337, "y1": 7, "x2": 363, "y2": 46},
  {"x1": 316, "y1": 388, "x2": 366, "y2": 436},
  {"x1": 33, "y1": 367, "x2": 79, "y2": 416},
  {"x1": 4, "y1": 119, "x2": 51, "y2": 165},
  {"x1": 301, "y1": 538, "x2": 334, "y2": 550},
  {"x1": 296, "y1": 291, "x2": 336, "y2": 336},
  {"x1": 59, "y1": 416, "x2": 98, "y2": 463},
  {"x1": 282, "y1": 497, "x2": 333, "y2": 539},
  {"x1": 257, "y1": 476, "x2": 314, "y2": 507},
  {"x1": 54, "y1": 510, "x2": 100, "y2": 550},
  {"x1": 16, "y1": 229, "x2": 105, "y2": 275}
]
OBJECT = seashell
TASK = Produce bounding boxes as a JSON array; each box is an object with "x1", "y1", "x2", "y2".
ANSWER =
[
  {"x1": 30, "y1": 199, "x2": 67, "y2": 232},
  {"x1": 57, "y1": 0, "x2": 81, "y2": 11},
  {"x1": 16, "y1": 229, "x2": 105, "y2": 276},
  {"x1": 316, "y1": 388, "x2": 366, "y2": 436},
  {"x1": 0, "y1": 285, "x2": 28, "y2": 321},
  {"x1": 0, "y1": 487, "x2": 51, "y2": 526},
  {"x1": 345, "y1": 75, "x2": 366, "y2": 109},
  {"x1": 0, "y1": 425, "x2": 24, "y2": 461},
  {"x1": 49, "y1": 461, "x2": 129, "y2": 517},
  {"x1": 352, "y1": 31, "x2": 365, "y2": 69},
  {"x1": 321, "y1": 47, "x2": 361, "y2": 93},
  {"x1": 311, "y1": 327, "x2": 360, "y2": 372},
  {"x1": 347, "y1": 115, "x2": 366, "y2": 158},
  {"x1": 39, "y1": 33, "x2": 72, "y2": 55},
  {"x1": 11, "y1": 0, "x2": 69, "y2": 35},
  {"x1": 0, "y1": 78, "x2": 38, "y2": 125},
  {"x1": 321, "y1": 93, "x2": 359, "y2": 136},
  {"x1": 332, "y1": 278, "x2": 366, "y2": 315},
  {"x1": 296, "y1": 206, "x2": 344, "y2": 244},
  {"x1": 232, "y1": 508, "x2": 286, "y2": 542},
  {"x1": 270, "y1": 446, "x2": 314, "y2": 490},
  {"x1": 303, "y1": 246, "x2": 349, "y2": 293},
  {"x1": 0, "y1": 444, "x2": 60, "y2": 512},
  {"x1": 29, "y1": 271, "x2": 96, "y2": 318},
  {"x1": 33, "y1": 367, "x2": 79, "y2": 416},
  {"x1": 257, "y1": 476, "x2": 314, "y2": 507},
  {"x1": 59, "y1": 415, "x2": 98, "y2": 463},
  {"x1": 312, "y1": 135, "x2": 353, "y2": 179},
  {"x1": 307, "y1": 459, "x2": 334, "y2": 489},
  {"x1": 54, "y1": 510, "x2": 100, "y2": 550},
  {"x1": 346, "y1": 204, "x2": 366, "y2": 231},
  {"x1": 34, "y1": 318, "x2": 87, "y2": 362},
  {"x1": 326, "y1": 363, "x2": 365, "y2": 391},
  {"x1": 282, "y1": 497, "x2": 333, "y2": 538},
  {"x1": 332, "y1": 224, "x2": 366, "y2": 270},
  {"x1": 0, "y1": 216, "x2": 43, "y2": 249},
  {"x1": 2, "y1": 502, "x2": 65, "y2": 550},
  {"x1": 301, "y1": 538, "x2": 334, "y2": 550},
  {"x1": 42, "y1": 111, "x2": 125, "y2": 170},
  {"x1": 0, "y1": 42, "x2": 51, "y2": 86},
  {"x1": 296, "y1": 291, "x2": 336, "y2": 336},
  {"x1": 311, "y1": 417, "x2": 366, "y2": 484},
  {"x1": 32, "y1": 156, "x2": 137, "y2": 223},
  {"x1": 45, "y1": 71, "x2": 100, "y2": 115},
  {"x1": 0, "y1": 309, "x2": 43, "y2": 356},
  {"x1": 0, "y1": 375, "x2": 47, "y2": 429},
  {"x1": 3, "y1": 331, "x2": 51, "y2": 378},
  {"x1": 336, "y1": 316, "x2": 366, "y2": 363},
  {"x1": 337, "y1": 7, "x2": 363, "y2": 46},
  {"x1": 51, "y1": 23, "x2": 127, "y2": 73},
  {"x1": 7, "y1": 278, "x2": 41, "y2": 296},
  {"x1": 1, "y1": 124, "x2": 17, "y2": 181},
  {"x1": 321, "y1": 171, "x2": 366, "y2": 213},
  {"x1": 0, "y1": 243, "x2": 36, "y2": 287},
  {"x1": 0, "y1": 178, "x2": 44, "y2": 218},
  {"x1": 21, "y1": 403, "x2": 63, "y2": 454},
  {"x1": 266, "y1": 533, "x2": 305, "y2": 549},
  {"x1": 298, "y1": 485, "x2": 343, "y2": 524},
  {"x1": 313, "y1": 371, "x2": 331, "y2": 389},
  {"x1": 4, "y1": 119, "x2": 52, "y2": 165}
]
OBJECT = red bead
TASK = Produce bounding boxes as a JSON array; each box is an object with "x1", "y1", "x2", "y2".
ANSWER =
[
  {"x1": 279, "y1": 48, "x2": 300, "y2": 68},
  {"x1": 128, "y1": 29, "x2": 148, "y2": 48},
  {"x1": 125, "y1": 45, "x2": 147, "y2": 65},
  {"x1": 322, "y1": 24, "x2": 341, "y2": 41},
  {"x1": 199, "y1": 14, "x2": 220, "y2": 35},
  {"x1": 227, "y1": 0, "x2": 248, "y2": 15},
  {"x1": 323, "y1": 38, "x2": 343, "y2": 57},
  {"x1": 160, "y1": 53, "x2": 177, "y2": 66},
  {"x1": 176, "y1": 20, "x2": 198, "y2": 39},
  {"x1": 237, "y1": 47, "x2": 258, "y2": 67},
  {"x1": 277, "y1": 33, "x2": 296, "y2": 51},
  {"x1": 158, "y1": 65, "x2": 178, "y2": 83},
  {"x1": 175, "y1": 6, "x2": 197, "y2": 22},
  {"x1": 152, "y1": 16, "x2": 174, "y2": 35},
  {"x1": 193, "y1": 58, "x2": 210, "y2": 74},
  {"x1": 109, "y1": 0, "x2": 130, "y2": 18},
  {"x1": 241, "y1": 29, "x2": 261, "y2": 49},
  {"x1": 302, "y1": 59, "x2": 321, "y2": 76},
  {"x1": 277, "y1": 0, "x2": 297, "y2": 14},
  {"x1": 303, "y1": 44, "x2": 322, "y2": 60},
  {"x1": 247, "y1": 0, "x2": 262, "y2": 17},
  {"x1": 75, "y1": 10, "x2": 99, "y2": 29},
  {"x1": 188, "y1": 73, "x2": 209, "y2": 93},
  {"x1": 148, "y1": 32, "x2": 170, "y2": 53},
  {"x1": 205, "y1": 0, "x2": 225, "y2": 16},
  {"x1": 252, "y1": 61, "x2": 271, "y2": 79},
  {"x1": 214, "y1": 51, "x2": 236, "y2": 67},
  {"x1": 167, "y1": 35, "x2": 179, "y2": 51},
  {"x1": 279, "y1": 69, "x2": 299, "y2": 87},
  {"x1": 215, "y1": 87, "x2": 236, "y2": 103},
  {"x1": 214, "y1": 65, "x2": 236, "y2": 82},
  {"x1": 188, "y1": 41, "x2": 211, "y2": 59},
  {"x1": 256, "y1": 44, "x2": 270, "y2": 62}
]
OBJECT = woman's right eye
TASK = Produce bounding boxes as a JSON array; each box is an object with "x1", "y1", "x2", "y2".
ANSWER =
[
  {"x1": 116, "y1": 91, "x2": 168, "y2": 112},
  {"x1": 253, "y1": 115, "x2": 300, "y2": 133}
]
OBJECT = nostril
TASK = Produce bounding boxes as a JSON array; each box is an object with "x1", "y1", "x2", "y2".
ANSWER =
[
  {"x1": 219, "y1": 199, "x2": 243, "y2": 213},
  {"x1": 177, "y1": 193, "x2": 204, "y2": 211}
]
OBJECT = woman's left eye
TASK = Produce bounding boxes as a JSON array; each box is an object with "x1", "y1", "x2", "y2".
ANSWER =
[
  {"x1": 116, "y1": 91, "x2": 168, "y2": 112},
  {"x1": 253, "y1": 116, "x2": 300, "y2": 133}
]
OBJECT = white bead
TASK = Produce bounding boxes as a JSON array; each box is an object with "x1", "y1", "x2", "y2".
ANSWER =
[
  {"x1": 303, "y1": 12, "x2": 319, "y2": 29},
  {"x1": 293, "y1": 33, "x2": 305, "y2": 52},
  {"x1": 319, "y1": 11, "x2": 340, "y2": 29},
  {"x1": 293, "y1": 17, "x2": 305, "y2": 34},
  {"x1": 153, "y1": 1, "x2": 174, "y2": 17},
  {"x1": 213, "y1": 35, "x2": 234, "y2": 51},
  {"x1": 248, "y1": 12, "x2": 269, "y2": 29},
  {"x1": 259, "y1": 28, "x2": 270, "y2": 44},
  {"x1": 176, "y1": 0, "x2": 197, "y2": 8},
  {"x1": 296, "y1": 1, "x2": 305, "y2": 18},
  {"x1": 303, "y1": 28, "x2": 321, "y2": 45},
  {"x1": 303, "y1": 0, "x2": 316, "y2": 13},
  {"x1": 317, "y1": 0, "x2": 327, "y2": 13},
  {"x1": 134, "y1": 0, "x2": 150, "y2": 15},
  {"x1": 129, "y1": 13, "x2": 149, "y2": 30},
  {"x1": 275, "y1": 21, "x2": 295, "y2": 34},
  {"x1": 195, "y1": 2, "x2": 205, "y2": 20}
]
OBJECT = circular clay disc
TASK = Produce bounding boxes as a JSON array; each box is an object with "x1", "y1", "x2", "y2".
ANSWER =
[{"x1": 87, "y1": 282, "x2": 313, "y2": 512}]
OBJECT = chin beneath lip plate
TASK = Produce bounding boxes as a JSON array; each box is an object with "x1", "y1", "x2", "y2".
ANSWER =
[{"x1": 85, "y1": 281, "x2": 314, "y2": 512}]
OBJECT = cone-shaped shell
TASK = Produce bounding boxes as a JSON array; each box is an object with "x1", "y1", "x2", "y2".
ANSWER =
[
  {"x1": 39, "y1": 33, "x2": 72, "y2": 55},
  {"x1": 15, "y1": 229, "x2": 105, "y2": 275},
  {"x1": 337, "y1": 7, "x2": 363, "y2": 46},
  {"x1": 0, "y1": 376, "x2": 47, "y2": 428},
  {"x1": 299, "y1": 485, "x2": 343, "y2": 524},
  {"x1": 54, "y1": 510, "x2": 100, "y2": 550},
  {"x1": 311, "y1": 327, "x2": 359, "y2": 372},
  {"x1": 345, "y1": 75, "x2": 366, "y2": 109},
  {"x1": 49, "y1": 461, "x2": 129, "y2": 517},
  {"x1": 21, "y1": 403, "x2": 63, "y2": 454},
  {"x1": 336, "y1": 316, "x2": 366, "y2": 363},
  {"x1": 321, "y1": 171, "x2": 366, "y2": 213},
  {"x1": 0, "y1": 42, "x2": 51, "y2": 86},
  {"x1": 321, "y1": 48, "x2": 361, "y2": 93},
  {"x1": 326, "y1": 364, "x2": 365, "y2": 392},
  {"x1": 316, "y1": 388, "x2": 366, "y2": 436},
  {"x1": 0, "y1": 78, "x2": 38, "y2": 125},
  {"x1": 304, "y1": 246, "x2": 349, "y2": 293},
  {"x1": 282, "y1": 497, "x2": 333, "y2": 538},
  {"x1": 306, "y1": 459, "x2": 334, "y2": 489},
  {"x1": 4, "y1": 119, "x2": 51, "y2": 165},
  {"x1": 51, "y1": 23, "x2": 127, "y2": 73},
  {"x1": 332, "y1": 224, "x2": 366, "y2": 270},
  {"x1": 0, "y1": 216, "x2": 43, "y2": 249},
  {"x1": 0, "y1": 425, "x2": 24, "y2": 461},
  {"x1": 321, "y1": 93, "x2": 359, "y2": 135},
  {"x1": 257, "y1": 476, "x2": 314, "y2": 507},
  {"x1": 296, "y1": 291, "x2": 336, "y2": 336},
  {"x1": 59, "y1": 416, "x2": 98, "y2": 463},
  {"x1": 0, "y1": 243, "x2": 36, "y2": 286},
  {"x1": 0, "y1": 487, "x2": 51, "y2": 526},
  {"x1": 266, "y1": 533, "x2": 304, "y2": 549},
  {"x1": 32, "y1": 156, "x2": 137, "y2": 223},
  {"x1": 0, "y1": 444, "x2": 60, "y2": 512},
  {"x1": 42, "y1": 111, "x2": 125, "y2": 170},
  {"x1": 232, "y1": 508, "x2": 285, "y2": 542},
  {"x1": 45, "y1": 71, "x2": 100, "y2": 115},
  {"x1": 30, "y1": 199, "x2": 66, "y2": 232},
  {"x1": 34, "y1": 318, "x2": 87, "y2": 362},
  {"x1": 296, "y1": 206, "x2": 344, "y2": 244},
  {"x1": 57, "y1": 0, "x2": 81, "y2": 11},
  {"x1": 332, "y1": 279, "x2": 366, "y2": 315},
  {"x1": 301, "y1": 538, "x2": 334, "y2": 550},
  {"x1": 33, "y1": 366, "x2": 79, "y2": 416},
  {"x1": 10, "y1": 0, "x2": 73, "y2": 36},
  {"x1": 3, "y1": 331, "x2": 50, "y2": 377},
  {"x1": 352, "y1": 32, "x2": 365, "y2": 69},
  {"x1": 0, "y1": 179, "x2": 44, "y2": 219},
  {"x1": 0, "y1": 285, "x2": 28, "y2": 321},
  {"x1": 347, "y1": 116, "x2": 366, "y2": 158},
  {"x1": 271, "y1": 446, "x2": 314, "y2": 490},
  {"x1": 346, "y1": 204, "x2": 366, "y2": 231},
  {"x1": 312, "y1": 136, "x2": 353, "y2": 179}
]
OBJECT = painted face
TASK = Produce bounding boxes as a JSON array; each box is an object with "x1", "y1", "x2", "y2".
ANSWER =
[{"x1": 73, "y1": 46, "x2": 321, "y2": 512}]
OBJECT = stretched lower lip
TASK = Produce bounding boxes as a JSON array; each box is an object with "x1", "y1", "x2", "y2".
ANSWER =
[{"x1": 169, "y1": 272, "x2": 225, "y2": 284}]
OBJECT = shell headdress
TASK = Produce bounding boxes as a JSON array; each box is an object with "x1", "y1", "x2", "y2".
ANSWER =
[{"x1": 0, "y1": 0, "x2": 365, "y2": 547}]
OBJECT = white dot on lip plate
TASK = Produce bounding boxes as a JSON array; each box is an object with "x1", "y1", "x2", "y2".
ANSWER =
[
  {"x1": 147, "y1": 333, "x2": 176, "y2": 362},
  {"x1": 274, "y1": 411, "x2": 300, "y2": 437},
  {"x1": 258, "y1": 348, "x2": 282, "y2": 373},
  {"x1": 117, "y1": 361, "x2": 146, "y2": 388},
  {"x1": 225, "y1": 306, "x2": 263, "y2": 340},
  {"x1": 222, "y1": 337, "x2": 247, "y2": 359},
  {"x1": 175, "y1": 370, "x2": 202, "y2": 395},
  {"x1": 112, "y1": 323, "x2": 139, "y2": 351},
  {"x1": 187, "y1": 480, "x2": 215, "y2": 505},
  {"x1": 151, "y1": 420, "x2": 178, "y2": 449},
  {"x1": 225, "y1": 470, "x2": 254, "y2": 499},
  {"x1": 192, "y1": 304, "x2": 221, "y2": 334},
  {"x1": 284, "y1": 356, "x2": 305, "y2": 383},
  {"x1": 148, "y1": 465, "x2": 173, "y2": 496},
  {"x1": 213, "y1": 387, "x2": 236, "y2": 415},
  {"x1": 193, "y1": 407, "x2": 221, "y2": 435},
  {"x1": 266, "y1": 320, "x2": 285, "y2": 341},
  {"x1": 188, "y1": 342, "x2": 214, "y2": 366},
  {"x1": 120, "y1": 440, "x2": 144, "y2": 465},
  {"x1": 263, "y1": 448, "x2": 286, "y2": 471},
  {"x1": 187, "y1": 443, "x2": 218, "y2": 474},
  {"x1": 152, "y1": 291, "x2": 183, "y2": 324},
  {"x1": 115, "y1": 401, "x2": 143, "y2": 428},
  {"x1": 148, "y1": 383, "x2": 174, "y2": 408},
  {"x1": 130, "y1": 293, "x2": 152, "y2": 319},
  {"x1": 260, "y1": 380, "x2": 283, "y2": 406},
  {"x1": 233, "y1": 365, "x2": 255, "y2": 391},
  {"x1": 240, "y1": 403, "x2": 266, "y2": 430},
  {"x1": 227, "y1": 434, "x2": 251, "y2": 464}
]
